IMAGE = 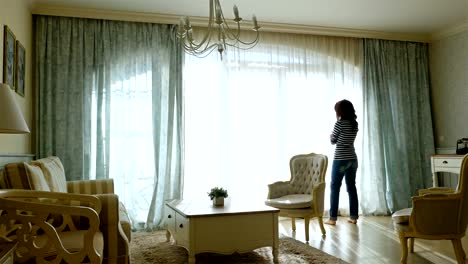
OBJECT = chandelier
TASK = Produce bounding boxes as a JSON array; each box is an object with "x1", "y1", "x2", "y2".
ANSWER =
[{"x1": 177, "y1": 0, "x2": 260, "y2": 59}]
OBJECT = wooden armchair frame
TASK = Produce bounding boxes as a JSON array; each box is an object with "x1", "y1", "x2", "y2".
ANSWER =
[
  {"x1": 0, "y1": 189, "x2": 104, "y2": 263},
  {"x1": 393, "y1": 154, "x2": 468, "y2": 264}
]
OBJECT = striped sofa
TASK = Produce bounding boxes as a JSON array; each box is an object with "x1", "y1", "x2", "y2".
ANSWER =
[{"x1": 0, "y1": 156, "x2": 131, "y2": 264}]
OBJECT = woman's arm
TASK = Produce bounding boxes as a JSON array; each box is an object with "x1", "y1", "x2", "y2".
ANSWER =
[{"x1": 330, "y1": 121, "x2": 340, "y2": 144}]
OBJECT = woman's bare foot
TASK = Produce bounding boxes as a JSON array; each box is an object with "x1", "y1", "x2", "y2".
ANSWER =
[
  {"x1": 347, "y1": 219, "x2": 357, "y2": 224},
  {"x1": 324, "y1": 219, "x2": 336, "y2": 225}
]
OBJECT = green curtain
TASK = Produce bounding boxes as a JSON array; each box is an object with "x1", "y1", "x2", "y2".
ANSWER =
[
  {"x1": 35, "y1": 15, "x2": 183, "y2": 229},
  {"x1": 360, "y1": 39, "x2": 435, "y2": 214}
]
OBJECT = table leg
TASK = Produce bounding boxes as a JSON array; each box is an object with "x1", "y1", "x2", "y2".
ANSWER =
[
  {"x1": 165, "y1": 230, "x2": 171, "y2": 242},
  {"x1": 273, "y1": 244, "x2": 279, "y2": 264},
  {"x1": 273, "y1": 212, "x2": 279, "y2": 264}
]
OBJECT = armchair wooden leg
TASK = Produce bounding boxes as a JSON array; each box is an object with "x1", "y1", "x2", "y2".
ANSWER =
[
  {"x1": 409, "y1": 238, "x2": 414, "y2": 253},
  {"x1": 452, "y1": 239, "x2": 465, "y2": 263},
  {"x1": 304, "y1": 217, "x2": 310, "y2": 242},
  {"x1": 291, "y1": 217, "x2": 296, "y2": 232},
  {"x1": 318, "y1": 217, "x2": 326, "y2": 236},
  {"x1": 399, "y1": 236, "x2": 408, "y2": 264},
  {"x1": 457, "y1": 238, "x2": 467, "y2": 259},
  {"x1": 462, "y1": 242, "x2": 466, "y2": 260}
]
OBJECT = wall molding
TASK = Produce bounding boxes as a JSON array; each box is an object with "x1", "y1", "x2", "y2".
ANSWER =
[
  {"x1": 31, "y1": 5, "x2": 431, "y2": 43},
  {"x1": 0, "y1": 154, "x2": 35, "y2": 168},
  {"x1": 431, "y1": 19, "x2": 468, "y2": 40}
]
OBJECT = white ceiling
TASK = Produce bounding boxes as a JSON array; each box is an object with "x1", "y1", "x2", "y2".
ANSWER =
[{"x1": 31, "y1": 0, "x2": 468, "y2": 34}]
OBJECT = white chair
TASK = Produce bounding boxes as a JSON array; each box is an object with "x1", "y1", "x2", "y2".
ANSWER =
[{"x1": 265, "y1": 153, "x2": 328, "y2": 241}]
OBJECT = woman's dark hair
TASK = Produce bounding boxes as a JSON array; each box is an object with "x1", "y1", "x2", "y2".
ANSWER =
[{"x1": 335, "y1": 99, "x2": 358, "y2": 129}]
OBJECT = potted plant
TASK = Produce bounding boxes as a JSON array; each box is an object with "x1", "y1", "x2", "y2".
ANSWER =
[{"x1": 208, "y1": 187, "x2": 228, "y2": 206}]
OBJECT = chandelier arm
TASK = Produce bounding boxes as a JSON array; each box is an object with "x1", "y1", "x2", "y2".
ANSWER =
[
  {"x1": 225, "y1": 30, "x2": 260, "y2": 46},
  {"x1": 221, "y1": 17, "x2": 259, "y2": 46},
  {"x1": 219, "y1": 17, "x2": 241, "y2": 41},
  {"x1": 225, "y1": 41, "x2": 259, "y2": 50},
  {"x1": 218, "y1": 22, "x2": 240, "y2": 47},
  {"x1": 180, "y1": 0, "x2": 217, "y2": 53},
  {"x1": 184, "y1": 0, "x2": 216, "y2": 51},
  {"x1": 184, "y1": 32, "x2": 219, "y2": 57},
  {"x1": 194, "y1": 0, "x2": 216, "y2": 47},
  {"x1": 185, "y1": 43, "x2": 219, "y2": 58},
  {"x1": 195, "y1": 47, "x2": 218, "y2": 58},
  {"x1": 184, "y1": 25, "x2": 214, "y2": 54},
  {"x1": 184, "y1": 41, "x2": 215, "y2": 56}
]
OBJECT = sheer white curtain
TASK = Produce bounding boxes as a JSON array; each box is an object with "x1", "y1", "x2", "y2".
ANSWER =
[
  {"x1": 91, "y1": 73, "x2": 156, "y2": 223},
  {"x1": 183, "y1": 30, "x2": 363, "y2": 216}
]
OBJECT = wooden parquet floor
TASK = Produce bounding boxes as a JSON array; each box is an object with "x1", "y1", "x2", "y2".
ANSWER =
[{"x1": 278, "y1": 216, "x2": 468, "y2": 264}]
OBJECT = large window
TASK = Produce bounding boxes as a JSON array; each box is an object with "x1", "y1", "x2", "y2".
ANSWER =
[{"x1": 183, "y1": 32, "x2": 363, "y2": 215}]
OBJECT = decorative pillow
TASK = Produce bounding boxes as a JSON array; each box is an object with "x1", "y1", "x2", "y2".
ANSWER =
[
  {"x1": 32, "y1": 156, "x2": 67, "y2": 193},
  {"x1": 23, "y1": 162, "x2": 50, "y2": 191},
  {"x1": 3, "y1": 162, "x2": 32, "y2": 189}
]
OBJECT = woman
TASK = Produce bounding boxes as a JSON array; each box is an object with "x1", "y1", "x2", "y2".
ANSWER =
[{"x1": 325, "y1": 99, "x2": 359, "y2": 225}]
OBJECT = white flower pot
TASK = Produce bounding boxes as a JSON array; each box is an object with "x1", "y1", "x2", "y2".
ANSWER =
[{"x1": 213, "y1": 197, "x2": 224, "y2": 206}]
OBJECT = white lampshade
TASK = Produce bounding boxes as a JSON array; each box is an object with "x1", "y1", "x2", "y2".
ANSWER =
[{"x1": 0, "y1": 83, "x2": 30, "y2": 133}]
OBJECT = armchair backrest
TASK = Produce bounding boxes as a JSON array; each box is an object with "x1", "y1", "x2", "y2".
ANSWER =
[
  {"x1": 458, "y1": 154, "x2": 468, "y2": 233},
  {"x1": 289, "y1": 153, "x2": 328, "y2": 194}
]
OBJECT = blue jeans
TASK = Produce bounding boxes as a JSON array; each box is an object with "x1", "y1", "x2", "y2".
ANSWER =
[{"x1": 329, "y1": 159, "x2": 359, "y2": 220}]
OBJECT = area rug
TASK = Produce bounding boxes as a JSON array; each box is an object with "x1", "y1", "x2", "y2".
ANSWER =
[{"x1": 130, "y1": 230, "x2": 348, "y2": 263}]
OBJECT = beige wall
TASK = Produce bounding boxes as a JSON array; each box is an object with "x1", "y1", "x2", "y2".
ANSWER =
[
  {"x1": 0, "y1": 0, "x2": 33, "y2": 154},
  {"x1": 430, "y1": 27, "x2": 468, "y2": 151}
]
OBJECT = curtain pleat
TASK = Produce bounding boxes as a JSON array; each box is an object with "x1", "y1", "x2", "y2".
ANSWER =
[{"x1": 361, "y1": 39, "x2": 435, "y2": 214}]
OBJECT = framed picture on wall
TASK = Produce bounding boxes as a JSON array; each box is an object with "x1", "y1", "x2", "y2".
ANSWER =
[
  {"x1": 15, "y1": 40, "x2": 25, "y2": 97},
  {"x1": 3, "y1": 25, "x2": 16, "y2": 90}
]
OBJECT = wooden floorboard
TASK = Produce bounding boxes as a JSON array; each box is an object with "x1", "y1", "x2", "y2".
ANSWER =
[{"x1": 278, "y1": 216, "x2": 468, "y2": 264}]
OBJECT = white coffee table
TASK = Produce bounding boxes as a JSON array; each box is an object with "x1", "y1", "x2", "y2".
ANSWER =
[{"x1": 165, "y1": 199, "x2": 280, "y2": 264}]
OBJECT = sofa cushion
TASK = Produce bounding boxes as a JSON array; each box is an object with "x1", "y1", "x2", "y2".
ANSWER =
[
  {"x1": 24, "y1": 162, "x2": 50, "y2": 191},
  {"x1": 265, "y1": 194, "x2": 312, "y2": 209},
  {"x1": 392, "y1": 207, "x2": 412, "y2": 224},
  {"x1": 32, "y1": 156, "x2": 67, "y2": 193},
  {"x1": 16, "y1": 230, "x2": 104, "y2": 262}
]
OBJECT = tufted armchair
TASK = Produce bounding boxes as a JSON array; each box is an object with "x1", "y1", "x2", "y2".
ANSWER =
[
  {"x1": 392, "y1": 154, "x2": 468, "y2": 263},
  {"x1": 265, "y1": 153, "x2": 328, "y2": 242}
]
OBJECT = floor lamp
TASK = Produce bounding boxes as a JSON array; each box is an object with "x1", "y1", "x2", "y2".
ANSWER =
[{"x1": 0, "y1": 83, "x2": 29, "y2": 134}]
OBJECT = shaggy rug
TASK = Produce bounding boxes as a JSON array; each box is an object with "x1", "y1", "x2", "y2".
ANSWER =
[{"x1": 130, "y1": 231, "x2": 348, "y2": 263}]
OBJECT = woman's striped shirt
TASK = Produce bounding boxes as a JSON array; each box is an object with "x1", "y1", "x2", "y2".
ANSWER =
[{"x1": 330, "y1": 119, "x2": 358, "y2": 160}]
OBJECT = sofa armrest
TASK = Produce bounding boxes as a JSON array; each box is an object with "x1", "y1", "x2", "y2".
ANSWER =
[
  {"x1": 418, "y1": 187, "x2": 454, "y2": 196},
  {"x1": 67, "y1": 179, "x2": 115, "y2": 194},
  {"x1": 94, "y1": 193, "x2": 130, "y2": 263}
]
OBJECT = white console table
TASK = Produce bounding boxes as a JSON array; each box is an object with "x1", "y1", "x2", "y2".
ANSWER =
[{"x1": 431, "y1": 154, "x2": 465, "y2": 187}]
